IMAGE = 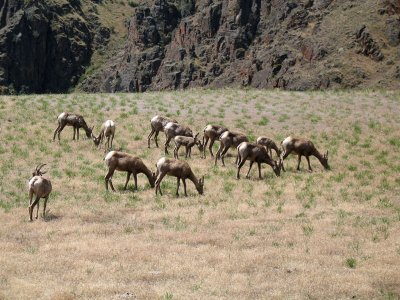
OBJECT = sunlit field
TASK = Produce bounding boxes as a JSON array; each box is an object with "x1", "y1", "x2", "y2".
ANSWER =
[{"x1": 0, "y1": 89, "x2": 399, "y2": 299}]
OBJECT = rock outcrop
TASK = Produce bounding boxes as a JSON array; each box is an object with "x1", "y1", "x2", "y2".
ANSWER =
[
  {"x1": 0, "y1": 0, "x2": 399, "y2": 93},
  {"x1": 80, "y1": 0, "x2": 400, "y2": 92},
  {"x1": 0, "y1": 0, "x2": 108, "y2": 93}
]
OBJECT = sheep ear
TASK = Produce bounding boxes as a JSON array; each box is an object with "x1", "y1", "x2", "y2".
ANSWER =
[{"x1": 326, "y1": 150, "x2": 329, "y2": 158}]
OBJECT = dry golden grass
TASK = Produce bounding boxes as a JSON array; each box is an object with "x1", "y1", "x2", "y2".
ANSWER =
[{"x1": 0, "y1": 89, "x2": 399, "y2": 299}]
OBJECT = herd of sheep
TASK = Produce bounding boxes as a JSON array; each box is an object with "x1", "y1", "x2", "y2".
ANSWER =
[{"x1": 27, "y1": 112, "x2": 330, "y2": 221}]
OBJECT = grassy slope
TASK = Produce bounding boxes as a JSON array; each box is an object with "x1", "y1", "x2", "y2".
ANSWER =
[
  {"x1": 77, "y1": 0, "x2": 140, "y2": 85},
  {"x1": 0, "y1": 89, "x2": 399, "y2": 299}
]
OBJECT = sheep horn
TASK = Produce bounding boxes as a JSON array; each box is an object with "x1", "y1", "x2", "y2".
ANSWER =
[{"x1": 37, "y1": 164, "x2": 46, "y2": 171}]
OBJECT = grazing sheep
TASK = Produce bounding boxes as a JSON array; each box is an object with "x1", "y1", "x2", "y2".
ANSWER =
[
  {"x1": 92, "y1": 120, "x2": 116, "y2": 150},
  {"x1": 256, "y1": 136, "x2": 282, "y2": 158},
  {"x1": 148, "y1": 115, "x2": 178, "y2": 148},
  {"x1": 104, "y1": 151, "x2": 156, "y2": 191},
  {"x1": 155, "y1": 157, "x2": 204, "y2": 197},
  {"x1": 173, "y1": 133, "x2": 204, "y2": 159},
  {"x1": 164, "y1": 122, "x2": 193, "y2": 155},
  {"x1": 236, "y1": 142, "x2": 281, "y2": 179},
  {"x1": 280, "y1": 136, "x2": 330, "y2": 172},
  {"x1": 53, "y1": 112, "x2": 93, "y2": 141},
  {"x1": 215, "y1": 131, "x2": 248, "y2": 166},
  {"x1": 202, "y1": 124, "x2": 228, "y2": 158}
]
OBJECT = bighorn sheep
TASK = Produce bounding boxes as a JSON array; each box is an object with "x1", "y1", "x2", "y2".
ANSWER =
[
  {"x1": 164, "y1": 122, "x2": 193, "y2": 154},
  {"x1": 53, "y1": 112, "x2": 93, "y2": 141},
  {"x1": 256, "y1": 136, "x2": 282, "y2": 158},
  {"x1": 202, "y1": 124, "x2": 228, "y2": 158},
  {"x1": 280, "y1": 136, "x2": 330, "y2": 172},
  {"x1": 236, "y1": 142, "x2": 282, "y2": 179},
  {"x1": 155, "y1": 157, "x2": 204, "y2": 197},
  {"x1": 92, "y1": 120, "x2": 116, "y2": 150},
  {"x1": 28, "y1": 164, "x2": 52, "y2": 221},
  {"x1": 148, "y1": 115, "x2": 178, "y2": 148},
  {"x1": 173, "y1": 133, "x2": 204, "y2": 159},
  {"x1": 104, "y1": 151, "x2": 156, "y2": 191},
  {"x1": 215, "y1": 131, "x2": 248, "y2": 166}
]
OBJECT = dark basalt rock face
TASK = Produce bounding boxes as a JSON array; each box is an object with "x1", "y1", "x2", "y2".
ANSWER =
[
  {"x1": 81, "y1": 0, "x2": 400, "y2": 93},
  {"x1": 1, "y1": 0, "x2": 399, "y2": 93},
  {"x1": 0, "y1": 0, "x2": 108, "y2": 94}
]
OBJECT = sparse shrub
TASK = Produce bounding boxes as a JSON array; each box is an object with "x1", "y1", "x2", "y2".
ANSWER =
[{"x1": 346, "y1": 258, "x2": 357, "y2": 269}]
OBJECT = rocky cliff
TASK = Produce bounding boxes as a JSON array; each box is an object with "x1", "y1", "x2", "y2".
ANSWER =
[
  {"x1": 0, "y1": 0, "x2": 109, "y2": 93},
  {"x1": 1, "y1": 0, "x2": 399, "y2": 93}
]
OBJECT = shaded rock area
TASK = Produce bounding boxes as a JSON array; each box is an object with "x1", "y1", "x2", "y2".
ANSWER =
[{"x1": 0, "y1": 0, "x2": 109, "y2": 93}]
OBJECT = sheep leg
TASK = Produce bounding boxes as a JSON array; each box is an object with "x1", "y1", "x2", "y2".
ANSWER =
[
  {"x1": 106, "y1": 136, "x2": 110, "y2": 150},
  {"x1": 237, "y1": 158, "x2": 246, "y2": 179},
  {"x1": 110, "y1": 134, "x2": 114, "y2": 149},
  {"x1": 185, "y1": 146, "x2": 189, "y2": 158},
  {"x1": 29, "y1": 196, "x2": 40, "y2": 221},
  {"x1": 203, "y1": 136, "x2": 209, "y2": 158},
  {"x1": 280, "y1": 151, "x2": 291, "y2": 172},
  {"x1": 154, "y1": 131, "x2": 160, "y2": 148},
  {"x1": 182, "y1": 179, "x2": 187, "y2": 197},
  {"x1": 237, "y1": 151, "x2": 242, "y2": 167},
  {"x1": 246, "y1": 161, "x2": 254, "y2": 179},
  {"x1": 133, "y1": 173, "x2": 138, "y2": 190},
  {"x1": 220, "y1": 146, "x2": 230, "y2": 167},
  {"x1": 105, "y1": 168, "x2": 116, "y2": 191},
  {"x1": 28, "y1": 190, "x2": 34, "y2": 221},
  {"x1": 306, "y1": 156, "x2": 313, "y2": 172},
  {"x1": 164, "y1": 136, "x2": 172, "y2": 154},
  {"x1": 258, "y1": 162, "x2": 262, "y2": 179},
  {"x1": 43, "y1": 196, "x2": 49, "y2": 219},
  {"x1": 72, "y1": 127, "x2": 76, "y2": 140},
  {"x1": 36, "y1": 198, "x2": 40, "y2": 219},
  {"x1": 176, "y1": 178, "x2": 180, "y2": 196},
  {"x1": 155, "y1": 172, "x2": 167, "y2": 196},
  {"x1": 53, "y1": 124, "x2": 61, "y2": 141},
  {"x1": 173, "y1": 144, "x2": 180, "y2": 159},
  {"x1": 147, "y1": 127, "x2": 155, "y2": 148},
  {"x1": 77, "y1": 128, "x2": 80, "y2": 140},
  {"x1": 124, "y1": 172, "x2": 131, "y2": 190},
  {"x1": 297, "y1": 155, "x2": 302, "y2": 171},
  {"x1": 214, "y1": 144, "x2": 223, "y2": 166},
  {"x1": 209, "y1": 138, "x2": 215, "y2": 157},
  {"x1": 57, "y1": 122, "x2": 67, "y2": 141}
]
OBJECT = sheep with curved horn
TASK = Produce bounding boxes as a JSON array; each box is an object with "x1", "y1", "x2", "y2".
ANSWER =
[{"x1": 28, "y1": 164, "x2": 52, "y2": 221}]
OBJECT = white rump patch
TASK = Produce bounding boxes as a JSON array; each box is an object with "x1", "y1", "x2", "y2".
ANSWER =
[
  {"x1": 281, "y1": 136, "x2": 293, "y2": 148},
  {"x1": 104, "y1": 151, "x2": 116, "y2": 164},
  {"x1": 105, "y1": 120, "x2": 115, "y2": 127},
  {"x1": 156, "y1": 157, "x2": 167, "y2": 169},
  {"x1": 58, "y1": 112, "x2": 66, "y2": 120}
]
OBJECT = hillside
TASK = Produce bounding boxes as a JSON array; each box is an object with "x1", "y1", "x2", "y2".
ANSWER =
[{"x1": 0, "y1": 0, "x2": 399, "y2": 93}]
